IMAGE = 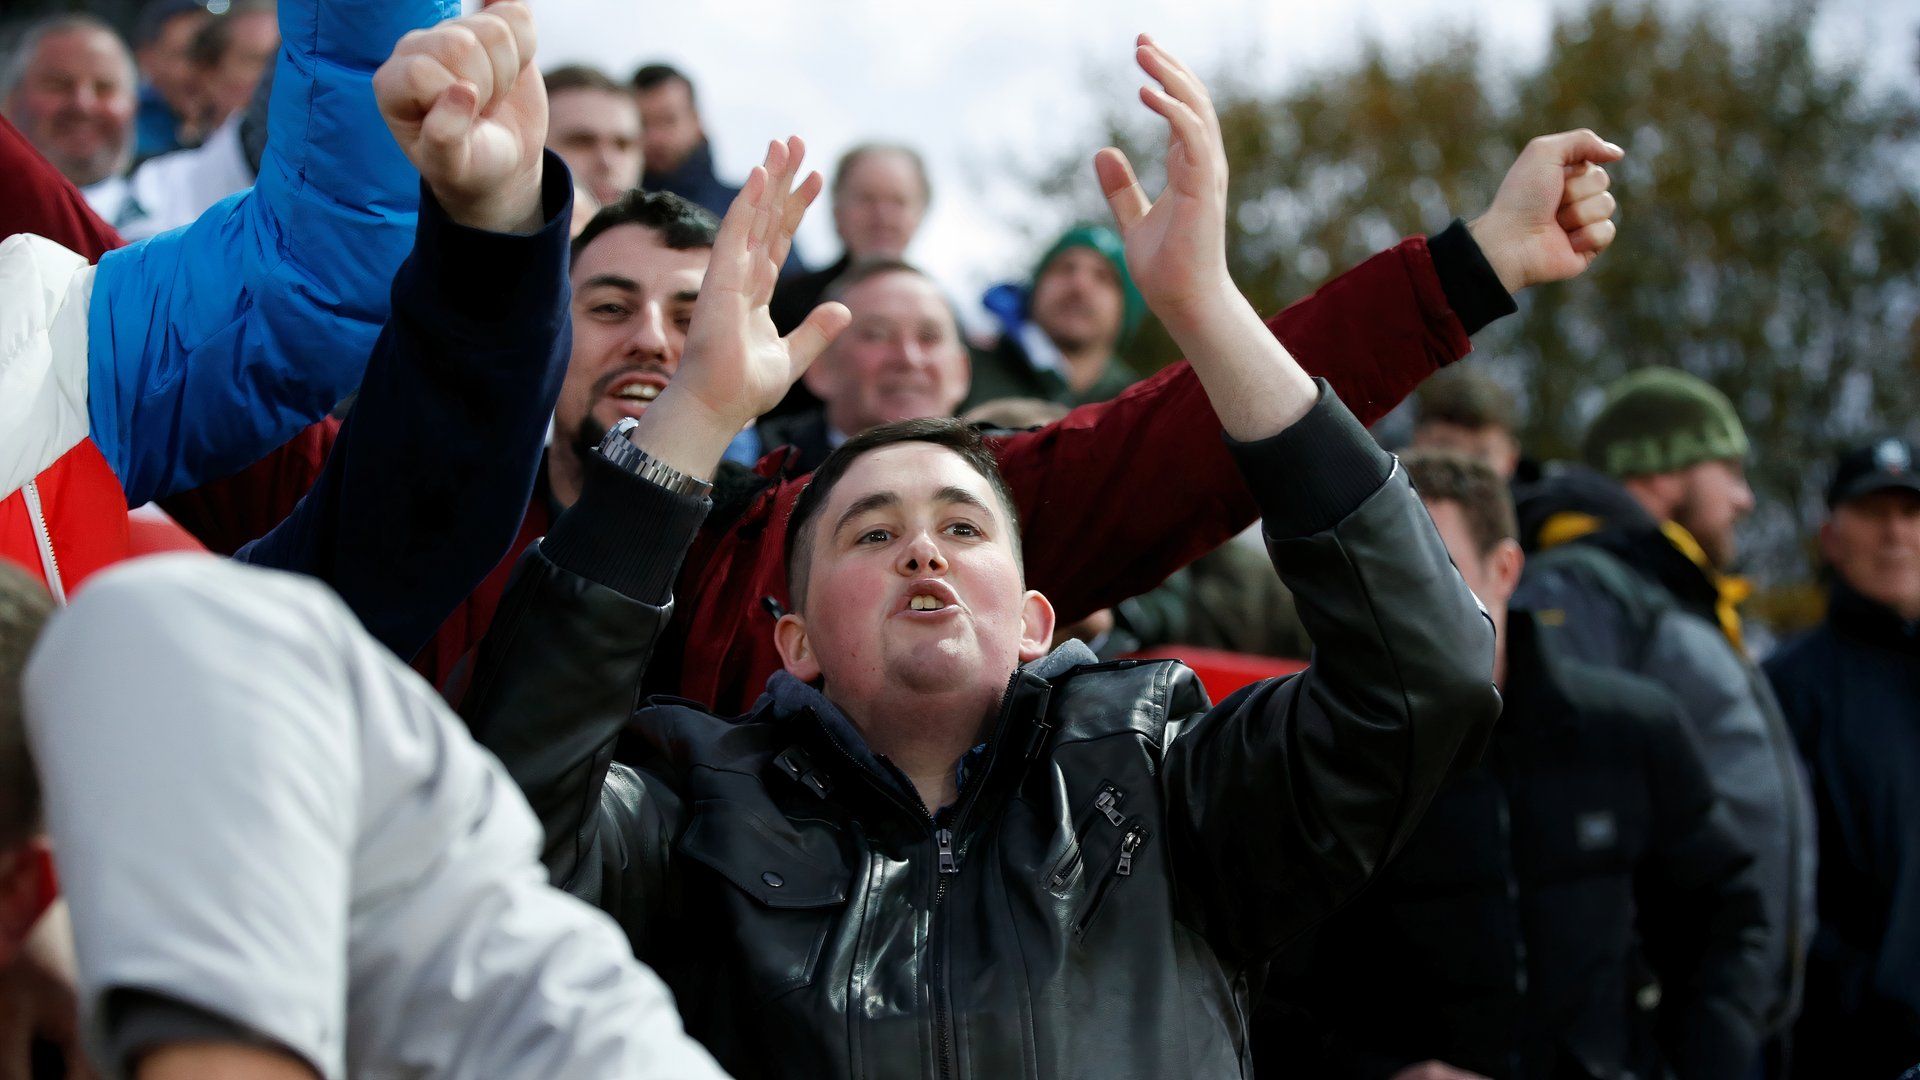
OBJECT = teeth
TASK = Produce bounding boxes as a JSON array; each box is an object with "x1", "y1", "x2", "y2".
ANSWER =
[
  {"x1": 614, "y1": 384, "x2": 660, "y2": 401},
  {"x1": 910, "y1": 595, "x2": 944, "y2": 611}
]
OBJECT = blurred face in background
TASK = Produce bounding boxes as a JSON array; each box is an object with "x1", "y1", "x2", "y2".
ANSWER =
[
  {"x1": 136, "y1": 8, "x2": 211, "y2": 115},
  {"x1": 199, "y1": 9, "x2": 277, "y2": 128},
  {"x1": 1822, "y1": 488, "x2": 1920, "y2": 621},
  {"x1": 548, "y1": 87, "x2": 643, "y2": 207},
  {"x1": 832, "y1": 150, "x2": 926, "y2": 261},
  {"x1": 5, "y1": 26, "x2": 137, "y2": 187},
  {"x1": 805, "y1": 270, "x2": 970, "y2": 438},
  {"x1": 636, "y1": 77, "x2": 701, "y2": 175},
  {"x1": 1029, "y1": 247, "x2": 1123, "y2": 357},
  {"x1": 1668, "y1": 458, "x2": 1756, "y2": 570}
]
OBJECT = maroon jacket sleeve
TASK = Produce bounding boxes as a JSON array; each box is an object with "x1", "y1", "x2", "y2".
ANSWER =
[
  {"x1": 159, "y1": 420, "x2": 341, "y2": 554},
  {"x1": 668, "y1": 235, "x2": 1473, "y2": 715},
  {"x1": 0, "y1": 115, "x2": 123, "y2": 260},
  {"x1": 996, "y1": 235, "x2": 1470, "y2": 625}
]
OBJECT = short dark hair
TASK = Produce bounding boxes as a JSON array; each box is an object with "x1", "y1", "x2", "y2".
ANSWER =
[
  {"x1": 832, "y1": 143, "x2": 931, "y2": 204},
  {"x1": 784, "y1": 418, "x2": 1022, "y2": 608},
  {"x1": 0, "y1": 563, "x2": 53, "y2": 850},
  {"x1": 570, "y1": 188, "x2": 719, "y2": 264},
  {"x1": 134, "y1": 0, "x2": 210, "y2": 50},
  {"x1": 544, "y1": 62, "x2": 623, "y2": 97},
  {"x1": 1414, "y1": 366, "x2": 1517, "y2": 433},
  {"x1": 631, "y1": 62, "x2": 692, "y2": 99},
  {"x1": 1403, "y1": 449, "x2": 1517, "y2": 556}
]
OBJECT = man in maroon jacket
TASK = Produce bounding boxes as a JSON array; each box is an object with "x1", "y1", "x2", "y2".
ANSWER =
[{"x1": 83, "y1": 124, "x2": 1617, "y2": 714}]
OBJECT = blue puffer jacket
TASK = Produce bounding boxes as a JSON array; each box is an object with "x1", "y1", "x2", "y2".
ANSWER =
[{"x1": 85, "y1": 0, "x2": 456, "y2": 509}]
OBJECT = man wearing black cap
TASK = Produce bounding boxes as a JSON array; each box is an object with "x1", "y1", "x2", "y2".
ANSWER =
[{"x1": 1765, "y1": 437, "x2": 1920, "y2": 1078}]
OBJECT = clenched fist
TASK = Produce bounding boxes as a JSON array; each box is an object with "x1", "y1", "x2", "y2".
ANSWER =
[
  {"x1": 1469, "y1": 129, "x2": 1624, "y2": 293},
  {"x1": 373, "y1": 0, "x2": 546, "y2": 234}
]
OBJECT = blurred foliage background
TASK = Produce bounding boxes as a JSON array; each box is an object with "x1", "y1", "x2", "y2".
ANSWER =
[{"x1": 1035, "y1": 0, "x2": 1920, "y2": 608}]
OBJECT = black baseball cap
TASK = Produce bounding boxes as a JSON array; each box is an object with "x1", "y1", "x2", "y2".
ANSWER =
[{"x1": 1827, "y1": 436, "x2": 1920, "y2": 508}]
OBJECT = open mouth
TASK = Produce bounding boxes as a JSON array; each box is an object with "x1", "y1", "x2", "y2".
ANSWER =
[
  {"x1": 898, "y1": 580, "x2": 960, "y2": 616},
  {"x1": 604, "y1": 371, "x2": 669, "y2": 407}
]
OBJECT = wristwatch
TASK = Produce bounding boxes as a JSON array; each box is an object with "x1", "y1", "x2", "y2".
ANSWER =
[{"x1": 595, "y1": 417, "x2": 714, "y2": 499}]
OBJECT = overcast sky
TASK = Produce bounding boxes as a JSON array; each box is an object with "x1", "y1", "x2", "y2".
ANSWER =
[{"x1": 532, "y1": 0, "x2": 1917, "y2": 316}]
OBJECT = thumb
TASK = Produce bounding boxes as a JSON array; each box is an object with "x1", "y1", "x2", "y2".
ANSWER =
[
  {"x1": 418, "y1": 80, "x2": 480, "y2": 172},
  {"x1": 783, "y1": 302, "x2": 853, "y2": 377},
  {"x1": 1529, "y1": 128, "x2": 1624, "y2": 168}
]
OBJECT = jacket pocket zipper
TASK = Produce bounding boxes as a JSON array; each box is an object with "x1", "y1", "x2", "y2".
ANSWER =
[
  {"x1": 1074, "y1": 820, "x2": 1148, "y2": 940},
  {"x1": 1044, "y1": 782, "x2": 1128, "y2": 892},
  {"x1": 21, "y1": 480, "x2": 67, "y2": 605}
]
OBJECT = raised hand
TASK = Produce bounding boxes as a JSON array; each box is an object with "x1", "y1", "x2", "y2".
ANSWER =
[
  {"x1": 1468, "y1": 130, "x2": 1624, "y2": 293},
  {"x1": 1092, "y1": 34, "x2": 1235, "y2": 327},
  {"x1": 1092, "y1": 35, "x2": 1316, "y2": 441},
  {"x1": 373, "y1": 1, "x2": 546, "y2": 234},
  {"x1": 631, "y1": 137, "x2": 852, "y2": 479}
]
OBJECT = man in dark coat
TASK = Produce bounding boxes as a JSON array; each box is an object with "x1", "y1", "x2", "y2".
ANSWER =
[
  {"x1": 1766, "y1": 437, "x2": 1920, "y2": 1078},
  {"x1": 1263, "y1": 451, "x2": 1770, "y2": 1080},
  {"x1": 1514, "y1": 369, "x2": 1819, "y2": 1054},
  {"x1": 463, "y1": 42, "x2": 1512, "y2": 1075}
]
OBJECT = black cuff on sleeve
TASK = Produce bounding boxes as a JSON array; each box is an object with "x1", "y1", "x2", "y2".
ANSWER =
[
  {"x1": 1225, "y1": 379, "x2": 1395, "y2": 539},
  {"x1": 1428, "y1": 218, "x2": 1517, "y2": 337},
  {"x1": 407, "y1": 149, "x2": 575, "y2": 332},
  {"x1": 539, "y1": 449, "x2": 710, "y2": 604}
]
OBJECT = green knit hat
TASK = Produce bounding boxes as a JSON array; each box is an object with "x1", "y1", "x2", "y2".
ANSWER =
[
  {"x1": 1581, "y1": 367, "x2": 1750, "y2": 477},
  {"x1": 1032, "y1": 224, "x2": 1146, "y2": 340}
]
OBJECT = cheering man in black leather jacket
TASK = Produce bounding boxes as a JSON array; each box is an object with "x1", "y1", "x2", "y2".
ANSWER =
[{"x1": 465, "y1": 36, "x2": 1509, "y2": 1079}]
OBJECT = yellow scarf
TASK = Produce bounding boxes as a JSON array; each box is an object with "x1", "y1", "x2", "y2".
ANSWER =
[{"x1": 1534, "y1": 511, "x2": 1751, "y2": 650}]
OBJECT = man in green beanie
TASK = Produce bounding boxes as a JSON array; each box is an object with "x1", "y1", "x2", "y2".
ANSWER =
[
  {"x1": 963, "y1": 224, "x2": 1147, "y2": 410},
  {"x1": 1513, "y1": 366, "x2": 1817, "y2": 1071}
]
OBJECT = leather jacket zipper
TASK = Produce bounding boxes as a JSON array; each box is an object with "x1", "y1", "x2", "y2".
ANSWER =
[
  {"x1": 1075, "y1": 820, "x2": 1149, "y2": 940},
  {"x1": 1045, "y1": 782, "x2": 1128, "y2": 892}
]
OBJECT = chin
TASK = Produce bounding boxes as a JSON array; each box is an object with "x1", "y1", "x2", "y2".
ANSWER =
[{"x1": 885, "y1": 639, "x2": 985, "y2": 695}]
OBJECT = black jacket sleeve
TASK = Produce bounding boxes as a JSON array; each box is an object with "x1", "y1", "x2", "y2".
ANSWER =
[
  {"x1": 1160, "y1": 381, "x2": 1503, "y2": 964},
  {"x1": 234, "y1": 154, "x2": 574, "y2": 660},
  {"x1": 461, "y1": 448, "x2": 709, "y2": 927},
  {"x1": 1634, "y1": 691, "x2": 1770, "y2": 1079}
]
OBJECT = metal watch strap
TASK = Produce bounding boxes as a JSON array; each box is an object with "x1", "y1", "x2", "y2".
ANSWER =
[{"x1": 595, "y1": 417, "x2": 714, "y2": 499}]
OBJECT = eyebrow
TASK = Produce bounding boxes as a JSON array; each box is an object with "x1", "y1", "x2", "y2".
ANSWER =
[
  {"x1": 935, "y1": 486, "x2": 995, "y2": 519},
  {"x1": 579, "y1": 274, "x2": 638, "y2": 292}
]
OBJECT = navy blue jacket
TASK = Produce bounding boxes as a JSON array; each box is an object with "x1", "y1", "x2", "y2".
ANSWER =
[
  {"x1": 237, "y1": 158, "x2": 573, "y2": 660},
  {"x1": 1766, "y1": 583, "x2": 1920, "y2": 1078}
]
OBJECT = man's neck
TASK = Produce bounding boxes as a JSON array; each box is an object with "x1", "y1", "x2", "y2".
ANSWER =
[
  {"x1": 842, "y1": 687, "x2": 999, "y2": 814},
  {"x1": 1053, "y1": 339, "x2": 1114, "y2": 394}
]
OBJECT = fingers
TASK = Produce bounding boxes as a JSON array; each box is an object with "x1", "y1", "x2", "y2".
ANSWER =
[
  {"x1": 784, "y1": 302, "x2": 853, "y2": 376},
  {"x1": 380, "y1": 4, "x2": 536, "y2": 123},
  {"x1": 1568, "y1": 218, "x2": 1617, "y2": 256},
  {"x1": 460, "y1": 10, "x2": 522, "y2": 113},
  {"x1": 1525, "y1": 127, "x2": 1625, "y2": 168},
  {"x1": 374, "y1": 51, "x2": 458, "y2": 125},
  {"x1": 1095, "y1": 147, "x2": 1149, "y2": 231},
  {"x1": 416, "y1": 80, "x2": 480, "y2": 175},
  {"x1": 1562, "y1": 159, "x2": 1610, "y2": 202},
  {"x1": 769, "y1": 168, "x2": 823, "y2": 273},
  {"x1": 1557, "y1": 188, "x2": 1616, "y2": 232},
  {"x1": 708, "y1": 165, "x2": 768, "y2": 293}
]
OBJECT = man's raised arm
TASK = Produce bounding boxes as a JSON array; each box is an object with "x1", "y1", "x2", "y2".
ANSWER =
[
  {"x1": 464, "y1": 139, "x2": 848, "y2": 897},
  {"x1": 84, "y1": 0, "x2": 451, "y2": 508},
  {"x1": 1075, "y1": 36, "x2": 1506, "y2": 962},
  {"x1": 995, "y1": 126, "x2": 1622, "y2": 627}
]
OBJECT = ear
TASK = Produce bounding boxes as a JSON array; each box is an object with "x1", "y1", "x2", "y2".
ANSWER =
[
  {"x1": 1488, "y1": 538, "x2": 1525, "y2": 604},
  {"x1": 1016, "y1": 590, "x2": 1057, "y2": 664},
  {"x1": 1817, "y1": 519, "x2": 1838, "y2": 566},
  {"x1": 774, "y1": 612, "x2": 821, "y2": 684},
  {"x1": 0, "y1": 839, "x2": 58, "y2": 967}
]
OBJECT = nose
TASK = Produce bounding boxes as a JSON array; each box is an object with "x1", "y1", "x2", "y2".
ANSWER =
[
  {"x1": 897, "y1": 531, "x2": 948, "y2": 576},
  {"x1": 625, "y1": 303, "x2": 673, "y2": 367},
  {"x1": 1732, "y1": 478, "x2": 1756, "y2": 517}
]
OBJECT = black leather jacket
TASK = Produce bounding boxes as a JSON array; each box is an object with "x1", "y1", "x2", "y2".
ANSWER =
[{"x1": 465, "y1": 388, "x2": 1502, "y2": 1079}]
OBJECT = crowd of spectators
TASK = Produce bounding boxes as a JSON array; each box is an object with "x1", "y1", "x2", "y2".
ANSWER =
[{"x1": 0, "y1": 1, "x2": 1915, "y2": 1078}]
